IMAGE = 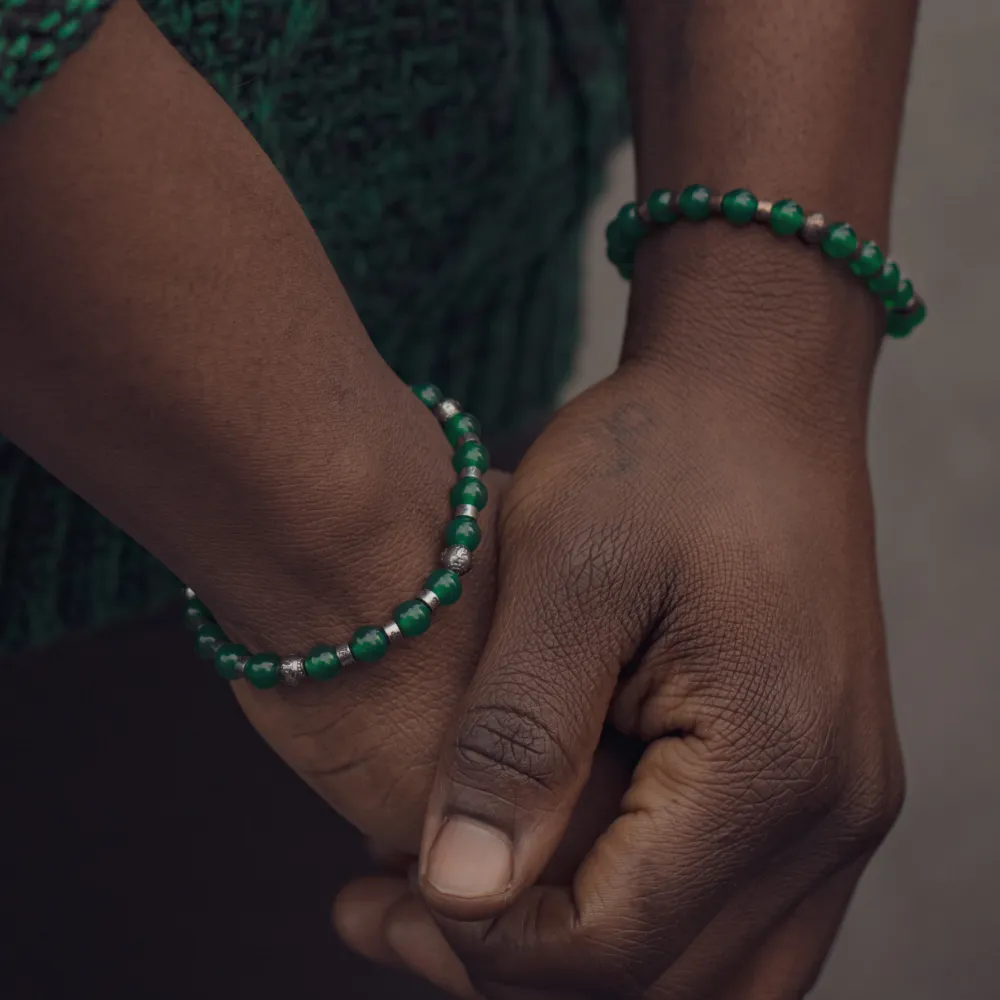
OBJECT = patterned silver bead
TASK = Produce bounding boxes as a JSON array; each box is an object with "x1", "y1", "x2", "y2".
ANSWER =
[
  {"x1": 456, "y1": 432, "x2": 480, "y2": 448},
  {"x1": 279, "y1": 657, "x2": 306, "y2": 687},
  {"x1": 418, "y1": 588, "x2": 441, "y2": 610},
  {"x1": 335, "y1": 643, "x2": 355, "y2": 668},
  {"x1": 708, "y1": 192, "x2": 724, "y2": 214},
  {"x1": 230, "y1": 655, "x2": 248, "y2": 680},
  {"x1": 183, "y1": 586, "x2": 197, "y2": 602},
  {"x1": 899, "y1": 292, "x2": 923, "y2": 315},
  {"x1": 441, "y1": 545, "x2": 473, "y2": 575},
  {"x1": 383, "y1": 620, "x2": 403, "y2": 643},
  {"x1": 754, "y1": 200, "x2": 774, "y2": 223},
  {"x1": 433, "y1": 399, "x2": 462, "y2": 423},
  {"x1": 800, "y1": 213, "x2": 827, "y2": 244},
  {"x1": 457, "y1": 466, "x2": 483, "y2": 480},
  {"x1": 454, "y1": 504, "x2": 479, "y2": 520},
  {"x1": 636, "y1": 200, "x2": 652, "y2": 224}
]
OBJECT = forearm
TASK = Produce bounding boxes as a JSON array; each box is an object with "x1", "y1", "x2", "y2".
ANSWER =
[
  {"x1": 622, "y1": 0, "x2": 919, "y2": 424},
  {"x1": 0, "y1": 0, "x2": 414, "y2": 603}
]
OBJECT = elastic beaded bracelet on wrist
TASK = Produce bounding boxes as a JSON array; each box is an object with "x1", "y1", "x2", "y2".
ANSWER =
[
  {"x1": 605, "y1": 184, "x2": 927, "y2": 339},
  {"x1": 182, "y1": 384, "x2": 489, "y2": 689}
]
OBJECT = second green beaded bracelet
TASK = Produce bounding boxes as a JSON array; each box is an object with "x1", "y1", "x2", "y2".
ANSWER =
[
  {"x1": 183, "y1": 384, "x2": 490, "y2": 689},
  {"x1": 606, "y1": 184, "x2": 927, "y2": 339}
]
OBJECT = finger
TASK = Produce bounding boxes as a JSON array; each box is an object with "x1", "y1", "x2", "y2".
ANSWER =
[
  {"x1": 333, "y1": 876, "x2": 411, "y2": 966},
  {"x1": 365, "y1": 837, "x2": 416, "y2": 874},
  {"x1": 419, "y1": 500, "x2": 656, "y2": 918}
]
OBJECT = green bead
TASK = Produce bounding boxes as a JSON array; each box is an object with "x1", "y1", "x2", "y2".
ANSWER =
[
  {"x1": 445, "y1": 516, "x2": 481, "y2": 551},
  {"x1": 452, "y1": 441, "x2": 489, "y2": 472},
  {"x1": 606, "y1": 236, "x2": 634, "y2": 267},
  {"x1": 350, "y1": 626, "x2": 389, "y2": 663},
  {"x1": 647, "y1": 188, "x2": 678, "y2": 223},
  {"x1": 770, "y1": 199, "x2": 805, "y2": 236},
  {"x1": 244, "y1": 652, "x2": 281, "y2": 689},
  {"x1": 395, "y1": 599, "x2": 432, "y2": 637},
  {"x1": 892, "y1": 278, "x2": 914, "y2": 309},
  {"x1": 868, "y1": 260, "x2": 901, "y2": 296},
  {"x1": 721, "y1": 188, "x2": 758, "y2": 226},
  {"x1": 215, "y1": 642, "x2": 249, "y2": 681},
  {"x1": 822, "y1": 222, "x2": 858, "y2": 259},
  {"x1": 678, "y1": 184, "x2": 712, "y2": 221},
  {"x1": 195, "y1": 623, "x2": 226, "y2": 660},
  {"x1": 305, "y1": 644, "x2": 341, "y2": 681},
  {"x1": 425, "y1": 568, "x2": 462, "y2": 606},
  {"x1": 412, "y1": 383, "x2": 443, "y2": 408},
  {"x1": 183, "y1": 597, "x2": 212, "y2": 631},
  {"x1": 450, "y1": 477, "x2": 488, "y2": 510},
  {"x1": 850, "y1": 240, "x2": 884, "y2": 277},
  {"x1": 444, "y1": 412, "x2": 480, "y2": 447},
  {"x1": 885, "y1": 311, "x2": 912, "y2": 338},
  {"x1": 617, "y1": 261, "x2": 634, "y2": 280},
  {"x1": 616, "y1": 202, "x2": 648, "y2": 242}
]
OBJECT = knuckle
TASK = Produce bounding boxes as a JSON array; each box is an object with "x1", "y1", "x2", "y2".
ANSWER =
[
  {"x1": 835, "y1": 743, "x2": 907, "y2": 851},
  {"x1": 450, "y1": 698, "x2": 580, "y2": 803}
]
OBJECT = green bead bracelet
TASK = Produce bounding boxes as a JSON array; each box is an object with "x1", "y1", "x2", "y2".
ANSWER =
[
  {"x1": 606, "y1": 185, "x2": 927, "y2": 339},
  {"x1": 183, "y1": 385, "x2": 489, "y2": 688}
]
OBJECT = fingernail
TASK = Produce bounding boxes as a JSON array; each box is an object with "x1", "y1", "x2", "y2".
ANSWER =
[{"x1": 424, "y1": 817, "x2": 513, "y2": 899}]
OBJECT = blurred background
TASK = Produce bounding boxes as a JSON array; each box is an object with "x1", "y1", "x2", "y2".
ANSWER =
[{"x1": 568, "y1": 3, "x2": 1000, "y2": 997}]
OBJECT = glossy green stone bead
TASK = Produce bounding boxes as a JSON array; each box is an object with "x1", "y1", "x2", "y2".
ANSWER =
[
  {"x1": 450, "y1": 477, "x2": 488, "y2": 510},
  {"x1": 452, "y1": 441, "x2": 489, "y2": 472},
  {"x1": 618, "y1": 261, "x2": 634, "y2": 280},
  {"x1": 195, "y1": 623, "x2": 226, "y2": 660},
  {"x1": 425, "y1": 568, "x2": 462, "y2": 606},
  {"x1": 885, "y1": 310, "x2": 913, "y2": 338},
  {"x1": 445, "y1": 516, "x2": 481, "y2": 551},
  {"x1": 647, "y1": 188, "x2": 678, "y2": 223},
  {"x1": 395, "y1": 599, "x2": 432, "y2": 638},
  {"x1": 350, "y1": 626, "x2": 389, "y2": 663},
  {"x1": 678, "y1": 184, "x2": 712, "y2": 221},
  {"x1": 305, "y1": 644, "x2": 341, "y2": 681},
  {"x1": 244, "y1": 652, "x2": 281, "y2": 689},
  {"x1": 412, "y1": 383, "x2": 443, "y2": 408},
  {"x1": 892, "y1": 278, "x2": 915, "y2": 309},
  {"x1": 821, "y1": 222, "x2": 858, "y2": 259},
  {"x1": 183, "y1": 598, "x2": 212, "y2": 631},
  {"x1": 868, "y1": 260, "x2": 901, "y2": 296},
  {"x1": 849, "y1": 240, "x2": 884, "y2": 277},
  {"x1": 770, "y1": 199, "x2": 805, "y2": 236},
  {"x1": 721, "y1": 188, "x2": 758, "y2": 226},
  {"x1": 444, "y1": 412, "x2": 481, "y2": 447},
  {"x1": 616, "y1": 202, "x2": 648, "y2": 242},
  {"x1": 215, "y1": 642, "x2": 248, "y2": 681}
]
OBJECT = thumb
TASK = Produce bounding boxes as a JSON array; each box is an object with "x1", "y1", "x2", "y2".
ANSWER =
[{"x1": 417, "y1": 514, "x2": 648, "y2": 920}]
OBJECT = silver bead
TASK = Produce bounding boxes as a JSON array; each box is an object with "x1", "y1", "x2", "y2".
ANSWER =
[
  {"x1": 754, "y1": 200, "x2": 773, "y2": 223},
  {"x1": 900, "y1": 292, "x2": 923, "y2": 315},
  {"x1": 279, "y1": 657, "x2": 306, "y2": 687},
  {"x1": 383, "y1": 620, "x2": 402, "y2": 643},
  {"x1": 708, "y1": 192, "x2": 724, "y2": 214},
  {"x1": 183, "y1": 586, "x2": 197, "y2": 601},
  {"x1": 335, "y1": 643, "x2": 355, "y2": 668},
  {"x1": 441, "y1": 545, "x2": 472, "y2": 575},
  {"x1": 454, "y1": 504, "x2": 479, "y2": 520},
  {"x1": 636, "y1": 201, "x2": 652, "y2": 224},
  {"x1": 456, "y1": 432, "x2": 480, "y2": 448},
  {"x1": 418, "y1": 588, "x2": 441, "y2": 610},
  {"x1": 800, "y1": 213, "x2": 827, "y2": 244},
  {"x1": 231, "y1": 655, "x2": 247, "y2": 680},
  {"x1": 457, "y1": 466, "x2": 483, "y2": 480},
  {"x1": 433, "y1": 399, "x2": 462, "y2": 422}
]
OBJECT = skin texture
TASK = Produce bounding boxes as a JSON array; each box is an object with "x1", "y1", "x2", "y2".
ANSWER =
[{"x1": 1, "y1": 1, "x2": 917, "y2": 998}]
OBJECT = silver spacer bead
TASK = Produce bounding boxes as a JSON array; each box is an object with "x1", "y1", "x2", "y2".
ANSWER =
[
  {"x1": 636, "y1": 201, "x2": 652, "y2": 224},
  {"x1": 800, "y1": 213, "x2": 827, "y2": 244},
  {"x1": 183, "y1": 586, "x2": 197, "y2": 601},
  {"x1": 418, "y1": 588, "x2": 441, "y2": 610},
  {"x1": 708, "y1": 192, "x2": 724, "y2": 214},
  {"x1": 335, "y1": 643, "x2": 355, "y2": 668},
  {"x1": 456, "y1": 432, "x2": 480, "y2": 448},
  {"x1": 754, "y1": 200, "x2": 773, "y2": 223},
  {"x1": 454, "y1": 504, "x2": 479, "y2": 520},
  {"x1": 457, "y1": 466, "x2": 483, "y2": 480},
  {"x1": 433, "y1": 399, "x2": 462, "y2": 423},
  {"x1": 279, "y1": 656, "x2": 306, "y2": 687},
  {"x1": 383, "y1": 620, "x2": 402, "y2": 644},
  {"x1": 899, "y1": 293, "x2": 923, "y2": 315},
  {"x1": 441, "y1": 544, "x2": 473, "y2": 575},
  {"x1": 231, "y1": 655, "x2": 248, "y2": 680}
]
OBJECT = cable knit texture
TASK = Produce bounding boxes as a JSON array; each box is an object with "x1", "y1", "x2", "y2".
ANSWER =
[{"x1": 0, "y1": 0, "x2": 627, "y2": 651}]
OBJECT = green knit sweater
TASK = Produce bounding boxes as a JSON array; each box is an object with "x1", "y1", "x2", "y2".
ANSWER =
[{"x1": 0, "y1": 0, "x2": 627, "y2": 651}]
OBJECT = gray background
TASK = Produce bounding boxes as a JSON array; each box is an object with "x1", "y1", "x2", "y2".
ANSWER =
[{"x1": 568, "y1": 3, "x2": 1000, "y2": 997}]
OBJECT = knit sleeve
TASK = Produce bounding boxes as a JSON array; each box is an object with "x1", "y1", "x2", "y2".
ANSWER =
[{"x1": 0, "y1": 0, "x2": 117, "y2": 124}]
